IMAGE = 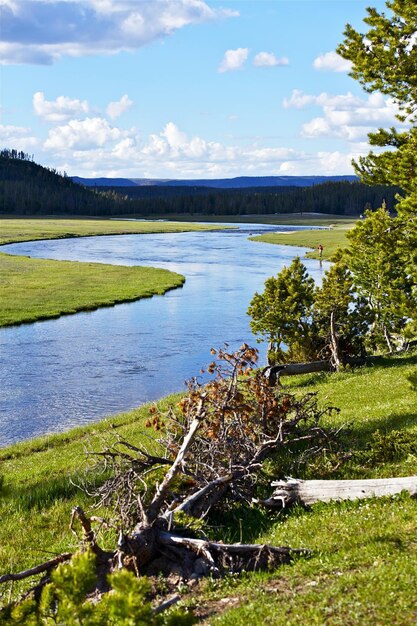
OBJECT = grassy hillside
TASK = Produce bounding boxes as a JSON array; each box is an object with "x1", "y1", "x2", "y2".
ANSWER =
[{"x1": 1, "y1": 351, "x2": 416, "y2": 622}]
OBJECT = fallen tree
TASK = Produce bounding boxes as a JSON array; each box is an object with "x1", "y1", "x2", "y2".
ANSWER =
[
  {"x1": 262, "y1": 356, "x2": 368, "y2": 386},
  {"x1": 0, "y1": 345, "x2": 341, "y2": 619},
  {"x1": 261, "y1": 476, "x2": 417, "y2": 508}
]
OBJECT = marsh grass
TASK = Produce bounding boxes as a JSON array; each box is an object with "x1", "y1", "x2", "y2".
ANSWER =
[{"x1": 0, "y1": 252, "x2": 185, "y2": 326}]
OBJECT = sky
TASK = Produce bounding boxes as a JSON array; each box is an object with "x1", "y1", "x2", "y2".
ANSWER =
[{"x1": 0, "y1": 0, "x2": 395, "y2": 180}]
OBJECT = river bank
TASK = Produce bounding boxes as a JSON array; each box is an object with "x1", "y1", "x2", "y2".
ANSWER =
[
  {"x1": 1, "y1": 349, "x2": 416, "y2": 623},
  {"x1": 250, "y1": 219, "x2": 355, "y2": 260},
  {"x1": 0, "y1": 216, "x2": 349, "y2": 327},
  {"x1": 0, "y1": 218, "x2": 225, "y2": 327}
]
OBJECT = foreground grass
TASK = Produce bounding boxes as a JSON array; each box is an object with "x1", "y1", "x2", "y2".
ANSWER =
[
  {"x1": 1, "y1": 352, "x2": 416, "y2": 623},
  {"x1": 0, "y1": 218, "x2": 224, "y2": 326},
  {"x1": 250, "y1": 219, "x2": 356, "y2": 260}
]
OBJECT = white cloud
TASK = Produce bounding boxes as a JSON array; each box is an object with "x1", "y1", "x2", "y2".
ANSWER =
[
  {"x1": 106, "y1": 94, "x2": 133, "y2": 120},
  {"x1": 37, "y1": 118, "x2": 360, "y2": 179},
  {"x1": 33, "y1": 92, "x2": 90, "y2": 122},
  {"x1": 0, "y1": 124, "x2": 38, "y2": 150},
  {"x1": 283, "y1": 89, "x2": 315, "y2": 109},
  {"x1": 313, "y1": 51, "x2": 352, "y2": 73},
  {"x1": 43, "y1": 117, "x2": 129, "y2": 150},
  {"x1": 1, "y1": 0, "x2": 237, "y2": 65},
  {"x1": 283, "y1": 89, "x2": 402, "y2": 143},
  {"x1": 253, "y1": 52, "x2": 289, "y2": 67},
  {"x1": 218, "y1": 48, "x2": 249, "y2": 73}
]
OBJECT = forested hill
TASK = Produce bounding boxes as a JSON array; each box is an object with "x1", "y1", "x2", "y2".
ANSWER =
[
  {"x1": 0, "y1": 150, "x2": 123, "y2": 215},
  {"x1": 0, "y1": 150, "x2": 400, "y2": 217}
]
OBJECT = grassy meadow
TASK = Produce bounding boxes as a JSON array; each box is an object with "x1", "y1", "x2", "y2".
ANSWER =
[
  {"x1": 0, "y1": 218, "x2": 225, "y2": 326},
  {"x1": 250, "y1": 219, "x2": 356, "y2": 261},
  {"x1": 1, "y1": 351, "x2": 416, "y2": 623},
  {"x1": 0, "y1": 253, "x2": 186, "y2": 326},
  {"x1": 0, "y1": 218, "x2": 224, "y2": 246}
]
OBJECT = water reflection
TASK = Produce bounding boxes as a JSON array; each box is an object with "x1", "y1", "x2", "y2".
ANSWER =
[{"x1": 0, "y1": 223, "x2": 327, "y2": 445}]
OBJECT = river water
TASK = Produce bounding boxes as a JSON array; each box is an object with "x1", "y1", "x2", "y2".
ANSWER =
[{"x1": 0, "y1": 223, "x2": 327, "y2": 446}]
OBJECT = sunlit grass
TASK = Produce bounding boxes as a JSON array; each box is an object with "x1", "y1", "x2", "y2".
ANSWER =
[
  {"x1": 1, "y1": 353, "x2": 417, "y2": 621},
  {"x1": 0, "y1": 252, "x2": 185, "y2": 326},
  {"x1": 0, "y1": 217, "x2": 225, "y2": 246},
  {"x1": 0, "y1": 218, "x2": 225, "y2": 326},
  {"x1": 250, "y1": 220, "x2": 355, "y2": 260}
]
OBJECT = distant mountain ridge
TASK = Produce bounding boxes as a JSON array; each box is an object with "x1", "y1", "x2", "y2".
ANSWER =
[{"x1": 72, "y1": 175, "x2": 358, "y2": 189}]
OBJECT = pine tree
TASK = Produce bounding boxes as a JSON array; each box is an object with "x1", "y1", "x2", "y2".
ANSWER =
[{"x1": 248, "y1": 257, "x2": 316, "y2": 364}]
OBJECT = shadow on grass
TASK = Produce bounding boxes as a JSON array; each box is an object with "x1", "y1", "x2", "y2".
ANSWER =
[
  {"x1": 1, "y1": 470, "x2": 105, "y2": 512},
  {"x1": 207, "y1": 506, "x2": 285, "y2": 545},
  {"x1": 283, "y1": 351, "x2": 417, "y2": 390},
  {"x1": 349, "y1": 412, "x2": 417, "y2": 444}
]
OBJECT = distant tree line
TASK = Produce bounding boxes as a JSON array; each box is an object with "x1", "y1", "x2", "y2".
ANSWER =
[
  {"x1": 0, "y1": 150, "x2": 400, "y2": 217},
  {"x1": 106, "y1": 180, "x2": 399, "y2": 216}
]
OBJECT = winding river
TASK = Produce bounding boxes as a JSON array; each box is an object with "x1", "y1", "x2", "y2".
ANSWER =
[{"x1": 0, "y1": 223, "x2": 328, "y2": 446}]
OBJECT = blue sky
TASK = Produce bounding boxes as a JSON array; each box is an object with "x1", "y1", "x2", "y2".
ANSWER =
[{"x1": 1, "y1": 0, "x2": 395, "y2": 179}]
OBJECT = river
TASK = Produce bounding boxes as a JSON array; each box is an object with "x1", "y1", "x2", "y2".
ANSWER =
[{"x1": 0, "y1": 223, "x2": 328, "y2": 446}]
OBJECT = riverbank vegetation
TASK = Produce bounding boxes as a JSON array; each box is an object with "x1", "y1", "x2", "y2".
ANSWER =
[
  {"x1": 250, "y1": 220, "x2": 354, "y2": 260},
  {"x1": 0, "y1": 349, "x2": 416, "y2": 623},
  {"x1": 0, "y1": 253, "x2": 185, "y2": 327},
  {"x1": 0, "y1": 219, "x2": 223, "y2": 327},
  {"x1": 0, "y1": 218, "x2": 223, "y2": 246}
]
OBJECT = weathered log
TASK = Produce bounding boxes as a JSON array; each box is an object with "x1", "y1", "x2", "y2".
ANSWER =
[
  {"x1": 263, "y1": 361, "x2": 332, "y2": 385},
  {"x1": 262, "y1": 476, "x2": 417, "y2": 508},
  {"x1": 157, "y1": 532, "x2": 307, "y2": 575},
  {"x1": 263, "y1": 357, "x2": 367, "y2": 385}
]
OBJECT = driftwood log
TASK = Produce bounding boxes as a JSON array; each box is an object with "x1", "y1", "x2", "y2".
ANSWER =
[{"x1": 261, "y1": 476, "x2": 417, "y2": 508}]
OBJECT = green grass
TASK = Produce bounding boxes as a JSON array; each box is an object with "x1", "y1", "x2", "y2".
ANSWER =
[
  {"x1": 0, "y1": 218, "x2": 225, "y2": 326},
  {"x1": 0, "y1": 397, "x2": 175, "y2": 594},
  {"x1": 250, "y1": 219, "x2": 356, "y2": 260},
  {"x1": 115, "y1": 213, "x2": 354, "y2": 227},
  {"x1": 0, "y1": 252, "x2": 185, "y2": 326},
  {"x1": 1, "y1": 353, "x2": 417, "y2": 623},
  {"x1": 0, "y1": 217, "x2": 224, "y2": 246}
]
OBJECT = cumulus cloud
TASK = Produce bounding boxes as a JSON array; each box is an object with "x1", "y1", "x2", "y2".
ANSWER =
[
  {"x1": 0, "y1": 124, "x2": 38, "y2": 150},
  {"x1": 253, "y1": 52, "x2": 289, "y2": 67},
  {"x1": 313, "y1": 51, "x2": 352, "y2": 73},
  {"x1": 106, "y1": 94, "x2": 133, "y2": 120},
  {"x1": 43, "y1": 119, "x2": 342, "y2": 178},
  {"x1": 33, "y1": 92, "x2": 90, "y2": 122},
  {"x1": 283, "y1": 89, "x2": 402, "y2": 143},
  {"x1": 218, "y1": 48, "x2": 249, "y2": 72},
  {"x1": 1, "y1": 0, "x2": 237, "y2": 65},
  {"x1": 43, "y1": 117, "x2": 130, "y2": 150}
]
